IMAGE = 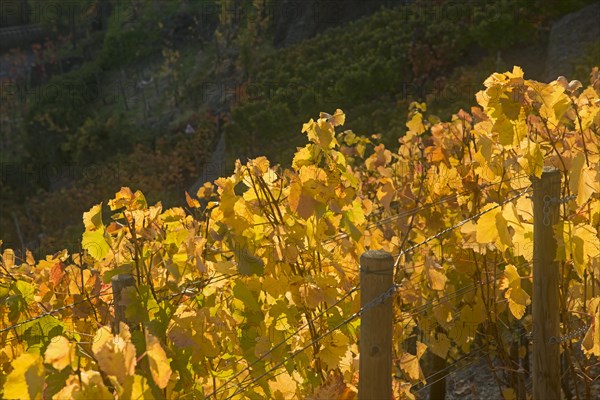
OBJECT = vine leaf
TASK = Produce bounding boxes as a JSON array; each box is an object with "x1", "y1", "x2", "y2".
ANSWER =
[
  {"x1": 53, "y1": 370, "x2": 112, "y2": 399},
  {"x1": 92, "y1": 324, "x2": 137, "y2": 384},
  {"x1": 145, "y1": 329, "x2": 172, "y2": 389},
  {"x1": 2, "y1": 352, "x2": 45, "y2": 400},
  {"x1": 502, "y1": 264, "x2": 530, "y2": 320},
  {"x1": 44, "y1": 336, "x2": 75, "y2": 371}
]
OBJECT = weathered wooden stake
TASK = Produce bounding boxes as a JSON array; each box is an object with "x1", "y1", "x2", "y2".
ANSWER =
[
  {"x1": 532, "y1": 166, "x2": 561, "y2": 400},
  {"x1": 359, "y1": 250, "x2": 393, "y2": 400},
  {"x1": 111, "y1": 274, "x2": 136, "y2": 334}
]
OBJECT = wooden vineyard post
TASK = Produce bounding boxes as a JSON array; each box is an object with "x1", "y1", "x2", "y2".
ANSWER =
[
  {"x1": 111, "y1": 274, "x2": 136, "y2": 334},
  {"x1": 359, "y1": 250, "x2": 394, "y2": 400},
  {"x1": 532, "y1": 166, "x2": 561, "y2": 400}
]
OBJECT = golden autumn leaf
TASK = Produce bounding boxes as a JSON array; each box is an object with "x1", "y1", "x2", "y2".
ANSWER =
[
  {"x1": 49, "y1": 262, "x2": 66, "y2": 287},
  {"x1": 108, "y1": 187, "x2": 147, "y2": 211},
  {"x1": 44, "y1": 336, "x2": 75, "y2": 371},
  {"x1": 122, "y1": 374, "x2": 156, "y2": 400},
  {"x1": 145, "y1": 329, "x2": 172, "y2": 389},
  {"x1": 376, "y1": 180, "x2": 394, "y2": 211},
  {"x1": 582, "y1": 298, "x2": 600, "y2": 357},
  {"x1": 195, "y1": 181, "x2": 215, "y2": 200},
  {"x1": 475, "y1": 203, "x2": 500, "y2": 243},
  {"x1": 320, "y1": 109, "x2": 346, "y2": 127},
  {"x1": 288, "y1": 177, "x2": 317, "y2": 219},
  {"x1": 2, "y1": 352, "x2": 45, "y2": 400},
  {"x1": 52, "y1": 370, "x2": 112, "y2": 400},
  {"x1": 507, "y1": 287, "x2": 528, "y2": 320},
  {"x1": 320, "y1": 331, "x2": 350, "y2": 370},
  {"x1": 395, "y1": 380, "x2": 416, "y2": 400},
  {"x1": 578, "y1": 164, "x2": 598, "y2": 207},
  {"x1": 425, "y1": 257, "x2": 447, "y2": 291},
  {"x1": 268, "y1": 372, "x2": 300, "y2": 399},
  {"x1": 428, "y1": 332, "x2": 451, "y2": 359},
  {"x1": 185, "y1": 191, "x2": 200, "y2": 208},
  {"x1": 476, "y1": 203, "x2": 512, "y2": 250},
  {"x1": 416, "y1": 341, "x2": 427, "y2": 359},
  {"x1": 406, "y1": 112, "x2": 425, "y2": 135},
  {"x1": 250, "y1": 156, "x2": 270, "y2": 175},
  {"x1": 527, "y1": 80, "x2": 571, "y2": 127},
  {"x1": 503, "y1": 264, "x2": 530, "y2": 320},
  {"x1": 502, "y1": 388, "x2": 517, "y2": 400},
  {"x1": 400, "y1": 353, "x2": 420, "y2": 381},
  {"x1": 83, "y1": 203, "x2": 104, "y2": 231},
  {"x1": 92, "y1": 324, "x2": 137, "y2": 384},
  {"x1": 2, "y1": 248, "x2": 15, "y2": 268},
  {"x1": 292, "y1": 145, "x2": 315, "y2": 169},
  {"x1": 308, "y1": 370, "x2": 355, "y2": 400}
]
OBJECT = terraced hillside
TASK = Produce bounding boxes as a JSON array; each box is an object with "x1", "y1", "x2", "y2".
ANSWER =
[{"x1": 224, "y1": 0, "x2": 597, "y2": 163}]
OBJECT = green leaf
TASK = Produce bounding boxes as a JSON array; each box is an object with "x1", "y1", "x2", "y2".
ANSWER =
[
  {"x1": 15, "y1": 280, "x2": 35, "y2": 304},
  {"x1": 102, "y1": 263, "x2": 134, "y2": 284},
  {"x1": 82, "y1": 228, "x2": 109, "y2": 260},
  {"x1": 17, "y1": 316, "x2": 64, "y2": 348},
  {"x1": 233, "y1": 281, "x2": 261, "y2": 312}
]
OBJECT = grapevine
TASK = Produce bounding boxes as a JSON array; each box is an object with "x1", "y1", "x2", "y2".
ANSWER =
[{"x1": 1, "y1": 67, "x2": 599, "y2": 399}]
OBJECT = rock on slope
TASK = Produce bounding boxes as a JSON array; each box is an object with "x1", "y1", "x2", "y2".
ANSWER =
[{"x1": 544, "y1": 1, "x2": 600, "y2": 81}]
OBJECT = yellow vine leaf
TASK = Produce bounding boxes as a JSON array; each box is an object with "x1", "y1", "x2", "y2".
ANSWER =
[
  {"x1": 302, "y1": 112, "x2": 340, "y2": 149},
  {"x1": 83, "y1": 203, "x2": 103, "y2": 231},
  {"x1": 92, "y1": 324, "x2": 137, "y2": 384},
  {"x1": 395, "y1": 380, "x2": 416, "y2": 400},
  {"x1": 168, "y1": 308, "x2": 221, "y2": 359},
  {"x1": 292, "y1": 145, "x2": 315, "y2": 169},
  {"x1": 52, "y1": 370, "x2": 112, "y2": 400},
  {"x1": 432, "y1": 302, "x2": 453, "y2": 330},
  {"x1": 121, "y1": 375, "x2": 156, "y2": 400},
  {"x1": 185, "y1": 192, "x2": 200, "y2": 208},
  {"x1": 235, "y1": 247, "x2": 265, "y2": 276},
  {"x1": 475, "y1": 203, "x2": 511, "y2": 250},
  {"x1": 428, "y1": 332, "x2": 450, "y2": 359},
  {"x1": 503, "y1": 264, "x2": 530, "y2": 319},
  {"x1": 376, "y1": 180, "x2": 394, "y2": 211},
  {"x1": 320, "y1": 109, "x2": 346, "y2": 127},
  {"x1": 558, "y1": 222, "x2": 600, "y2": 277},
  {"x1": 511, "y1": 222, "x2": 534, "y2": 262},
  {"x1": 527, "y1": 80, "x2": 571, "y2": 128},
  {"x1": 308, "y1": 370, "x2": 355, "y2": 400},
  {"x1": 288, "y1": 177, "x2": 317, "y2": 219},
  {"x1": 44, "y1": 336, "x2": 76, "y2": 371},
  {"x1": 399, "y1": 353, "x2": 421, "y2": 381},
  {"x1": 517, "y1": 139, "x2": 544, "y2": 178},
  {"x1": 416, "y1": 341, "x2": 427, "y2": 359},
  {"x1": 144, "y1": 330, "x2": 172, "y2": 389},
  {"x1": 406, "y1": 112, "x2": 425, "y2": 135},
  {"x1": 2, "y1": 248, "x2": 15, "y2": 268},
  {"x1": 451, "y1": 300, "x2": 486, "y2": 350},
  {"x1": 577, "y1": 165, "x2": 599, "y2": 206},
  {"x1": 108, "y1": 187, "x2": 147, "y2": 211},
  {"x1": 81, "y1": 203, "x2": 109, "y2": 260},
  {"x1": 502, "y1": 388, "x2": 517, "y2": 400},
  {"x1": 2, "y1": 352, "x2": 45, "y2": 400},
  {"x1": 299, "y1": 282, "x2": 324, "y2": 309},
  {"x1": 196, "y1": 181, "x2": 214, "y2": 199},
  {"x1": 425, "y1": 257, "x2": 447, "y2": 291},
  {"x1": 476, "y1": 204, "x2": 499, "y2": 244},
  {"x1": 582, "y1": 319, "x2": 600, "y2": 357},
  {"x1": 582, "y1": 298, "x2": 600, "y2": 357},
  {"x1": 268, "y1": 371, "x2": 301, "y2": 399},
  {"x1": 319, "y1": 331, "x2": 350, "y2": 369}
]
